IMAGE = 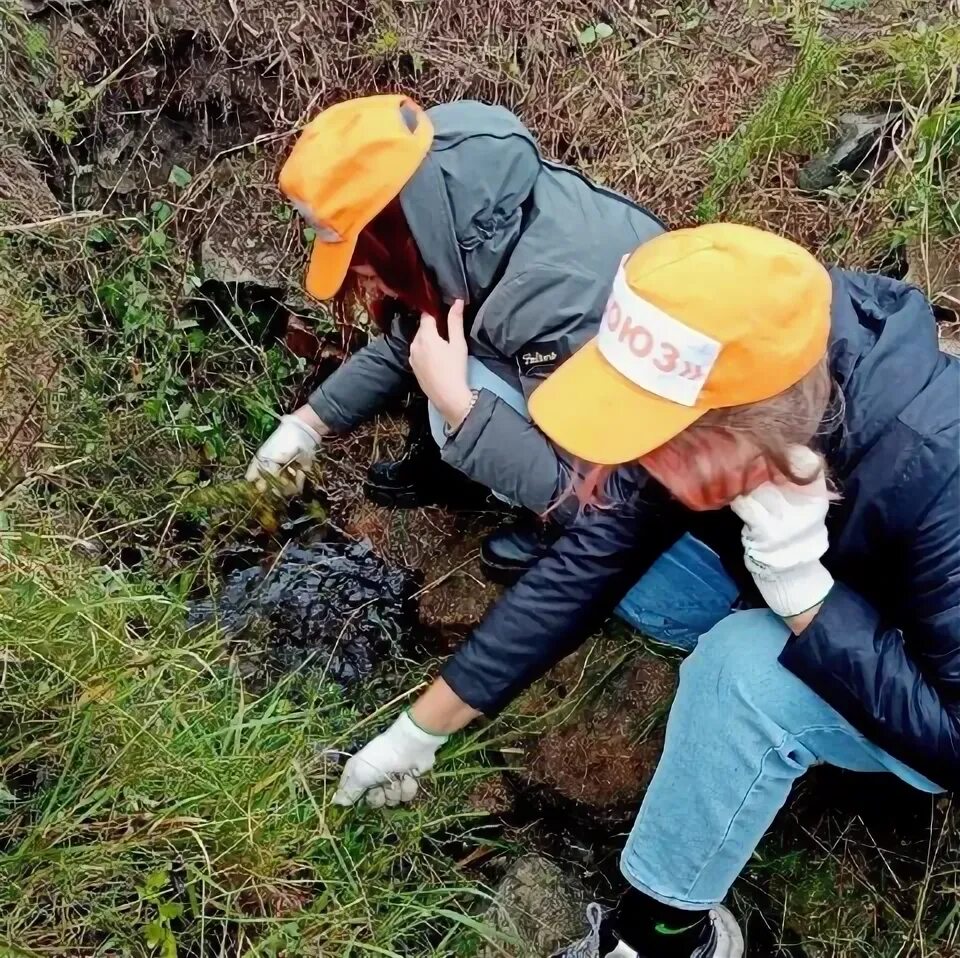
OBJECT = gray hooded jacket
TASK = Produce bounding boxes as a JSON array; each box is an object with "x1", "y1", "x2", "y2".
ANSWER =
[{"x1": 308, "y1": 101, "x2": 664, "y2": 513}]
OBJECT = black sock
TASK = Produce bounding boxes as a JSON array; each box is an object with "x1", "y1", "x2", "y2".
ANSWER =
[{"x1": 607, "y1": 887, "x2": 709, "y2": 955}]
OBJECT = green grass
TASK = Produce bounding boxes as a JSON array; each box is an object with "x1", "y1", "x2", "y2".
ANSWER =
[
  {"x1": 2, "y1": 3, "x2": 959, "y2": 955},
  {"x1": 0, "y1": 191, "x2": 510, "y2": 955},
  {"x1": 0, "y1": 210, "x2": 306, "y2": 543},
  {"x1": 0, "y1": 187, "x2": 510, "y2": 952},
  {"x1": 699, "y1": 21, "x2": 960, "y2": 259},
  {"x1": 0, "y1": 526, "x2": 502, "y2": 956},
  {"x1": 698, "y1": 27, "x2": 843, "y2": 219}
]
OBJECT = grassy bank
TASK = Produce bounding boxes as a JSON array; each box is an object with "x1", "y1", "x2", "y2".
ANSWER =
[{"x1": 0, "y1": 523, "x2": 501, "y2": 955}]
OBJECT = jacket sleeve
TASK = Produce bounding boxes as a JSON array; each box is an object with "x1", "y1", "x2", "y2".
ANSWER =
[
  {"x1": 308, "y1": 316, "x2": 416, "y2": 432},
  {"x1": 439, "y1": 263, "x2": 610, "y2": 513},
  {"x1": 779, "y1": 462, "x2": 960, "y2": 790},
  {"x1": 440, "y1": 389, "x2": 570, "y2": 514},
  {"x1": 441, "y1": 471, "x2": 687, "y2": 714}
]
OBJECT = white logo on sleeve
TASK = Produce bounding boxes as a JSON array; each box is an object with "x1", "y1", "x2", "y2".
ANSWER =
[{"x1": 597, "y1": 265, "x2": 722, "y2": 406}]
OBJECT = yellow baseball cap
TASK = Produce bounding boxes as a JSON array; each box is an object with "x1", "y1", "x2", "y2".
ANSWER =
[
  {"x1": 279, "y1": 95, "x2": 434, "y2": 300},
  {"x1": 529, "y1": 223, "x2": 832, "y2": 465}
]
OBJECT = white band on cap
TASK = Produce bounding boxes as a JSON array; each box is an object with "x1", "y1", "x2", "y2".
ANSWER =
[{"x1": 597, "y1": 264, "x2": 722, "y2": 406}]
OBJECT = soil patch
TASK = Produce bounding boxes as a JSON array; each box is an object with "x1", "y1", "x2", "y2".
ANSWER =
[{"x1": 510, "y1": 648, "x2": 677, "y2": 831}]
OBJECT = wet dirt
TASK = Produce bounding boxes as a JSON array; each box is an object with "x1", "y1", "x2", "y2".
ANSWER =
[
  {"x1": 317, "y1": 410, "x2": 506, "y2": 644},
  {"x1": 506, "y1": 646, "x2": 678, "y2": 835},
  {"x1": 343, "y1": 501, "x2": 503, "y2": 643},
  {"x1": 188, "y1": 539, "x2": 421, "y2": 686}
]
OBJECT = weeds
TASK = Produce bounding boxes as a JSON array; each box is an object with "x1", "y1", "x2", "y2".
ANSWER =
[
  {"x1": 2, "y1": 208, "x2": 304, "y2": 544},
  {"x1": 699, "y1": 28, "x2": 842, "y2": 218},
  {"x1": 2, "y1": 0, "x2": 959, "y2": 955},
  {"x1": 0, "y1": 528, "x2": 499, "y2": 955},
  {"x1": 702, "y1": 20, "x2": 960, "y2": 274}
]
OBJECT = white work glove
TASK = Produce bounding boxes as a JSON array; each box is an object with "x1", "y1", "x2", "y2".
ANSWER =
[
  {"x1": 730, "y1": 446, "x2": 834, "y2": 618},
  {"x1": 245, "y1": 414, "x2": 322, "y2": 496},
  {"x1": 333, "y1": 711, "x2": 448, "y2": 808}
]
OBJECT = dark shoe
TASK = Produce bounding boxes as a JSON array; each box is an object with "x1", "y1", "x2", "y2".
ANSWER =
[
  {"x1": 364, "y1": 430, "x2": 440, "y2": 508},
  {"x1": 480, "y1": 517, "x2": 559, "y2": 585},
  {"x1": 364, "y1": 401, "x2": 447, "y2": 507},
  {"x1": 550, "y1": 903, "x2": 744, "y2": 958},
  {"x1": 364, "y1": 401, "x2": 497, "y2": 510}
]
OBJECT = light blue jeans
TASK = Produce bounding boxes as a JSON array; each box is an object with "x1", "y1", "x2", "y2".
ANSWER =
[
  {"x1": 446, "y1": 366, "x2": 942, "y2": 909},
  {"x1": 618, "y1": 536, "x2": 942, "y2": 909}
]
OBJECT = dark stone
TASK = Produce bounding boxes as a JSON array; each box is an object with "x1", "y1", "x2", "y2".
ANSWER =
[{"x1": 797, "y1": 112, "x2": 898, "y2": 192}]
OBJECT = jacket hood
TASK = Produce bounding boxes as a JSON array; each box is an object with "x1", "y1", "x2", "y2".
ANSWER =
[{"x1": 399, "y1": 101, "x2": 541, "y2": 305}]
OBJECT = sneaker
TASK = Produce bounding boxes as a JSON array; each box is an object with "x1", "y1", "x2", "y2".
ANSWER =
[{"x1": 551, "y1": 903, "x2": 744, "y2": 958}]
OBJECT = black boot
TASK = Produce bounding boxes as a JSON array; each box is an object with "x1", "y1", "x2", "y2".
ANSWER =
[
  {"x1": 480, "y1": 515, "x2": 560, "y2": 585},
  {"x1": 364, "y1": 399, "x2": 493, "y2": 509}
]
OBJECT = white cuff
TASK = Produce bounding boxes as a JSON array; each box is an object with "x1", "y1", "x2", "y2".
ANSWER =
[
  {"x1": 281, "y1": 414, "x2": 322, "y2": 446},
  {"x1": 753, "y1": 561, "x2": 834, "y2": 619},
  {"x1": 396, "y1": 710, "x2": 449, "y2": 747}
]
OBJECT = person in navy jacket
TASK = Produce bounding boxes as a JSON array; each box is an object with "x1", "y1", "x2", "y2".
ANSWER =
[{"x1": 335, "y1": 225, "x2": 959, "y2": 958}]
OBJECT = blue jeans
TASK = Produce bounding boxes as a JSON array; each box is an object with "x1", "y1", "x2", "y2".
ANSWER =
[
  {"x1": 446, "y1": 365, "x2": 942, "y2": 907},
  {"x1": 617, "y1": 537, "x2": 942, "y2": 909}
]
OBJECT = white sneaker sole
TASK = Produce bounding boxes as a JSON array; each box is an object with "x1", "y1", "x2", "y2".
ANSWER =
[{"x1": 708, "y1": 905, "x2": 744, "y2": 958}]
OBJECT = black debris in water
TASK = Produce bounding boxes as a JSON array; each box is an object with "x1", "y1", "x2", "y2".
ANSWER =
[{"x1": 188, "y1": 541, "x2": 421, "y2": 685}]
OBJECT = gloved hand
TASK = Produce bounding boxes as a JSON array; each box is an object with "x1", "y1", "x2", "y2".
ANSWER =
[
  {"x1": 730, "y1": 446, "x2": 834, "y2": 619},
  {"x1": 245, "y1": 414, "x2": 322, "y2": 496},
  {"x1": 333, "y1": 711, "x2": 448, "y2": 808}
]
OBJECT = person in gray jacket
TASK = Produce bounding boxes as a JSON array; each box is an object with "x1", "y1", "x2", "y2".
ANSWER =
[{"x1": 246, "y1": 93, "x2": 664, "y2": 577}]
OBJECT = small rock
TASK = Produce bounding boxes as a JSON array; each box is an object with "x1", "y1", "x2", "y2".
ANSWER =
[
  {"x1": 797, "y1": 111, "x2": 897, "y2": 193},
  {"x1": 94, "y1": 167, "x2": 139, "y2": 195},
  {"x1": 71, "y1": 538, "x2": 103, "y2": 560},
  {"x1": 481, "y1": 854, "x2": 590, "y2": 957}
]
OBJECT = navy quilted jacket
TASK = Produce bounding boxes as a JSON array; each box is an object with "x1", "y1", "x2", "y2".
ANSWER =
[{"x1": 442, "y1": 269, "x2": 960, "y2": 790}]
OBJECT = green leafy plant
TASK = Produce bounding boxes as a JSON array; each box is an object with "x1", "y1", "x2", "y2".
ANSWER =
[
  {"x1": 821, "y1": 0, "x2": 870, "y2": 10},
  {"x1": 167, "y1": 165, "x2": 192, "y2": 188},
  {"x1": 578, "y1": 22, "x2": 614, "y2": 46},
  {"x1": 139, "y1": 869, "x2": 183, "y2": 958}
]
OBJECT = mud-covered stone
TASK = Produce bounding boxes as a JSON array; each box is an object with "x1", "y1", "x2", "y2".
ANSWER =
[
  {"x1": 188, "y1": 541, "x2": 420, "y2": 685},
  {"x1": 481, "y1": 854, "x2": 590, "y2": 958}
]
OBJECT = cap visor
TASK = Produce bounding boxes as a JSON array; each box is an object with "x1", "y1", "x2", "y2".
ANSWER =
[
  {"x1": 305, "y1": 233, "x2": 358, "y2": 300},
  {"x1": 528, "y1": 340, "x2": 706, "y2": 465}
]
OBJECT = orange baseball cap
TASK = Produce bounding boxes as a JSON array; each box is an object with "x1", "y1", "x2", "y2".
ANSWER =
[
  {"x1": 529, "y1": 223, "x2": 832, "y2": 465},
  {"x1": 279, "y1": 95, "x2": 434, "y2": 300}
]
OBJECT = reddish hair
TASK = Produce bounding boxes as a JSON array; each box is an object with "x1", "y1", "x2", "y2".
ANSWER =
[
  {"x1": 331, "y1": 198, "x2": 444, "y2": 333},
  {"x1": 568, "y1": 359, "x2": 840, "y2": 513}
]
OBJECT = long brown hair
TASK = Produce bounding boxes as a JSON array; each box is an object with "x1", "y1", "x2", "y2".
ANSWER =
[
  {"x1": 572, "y1": 358, "x2": 841, "y2": 512},
  {"x1": 331, "y1": 198, "x2": 444, "y2": 333}
]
